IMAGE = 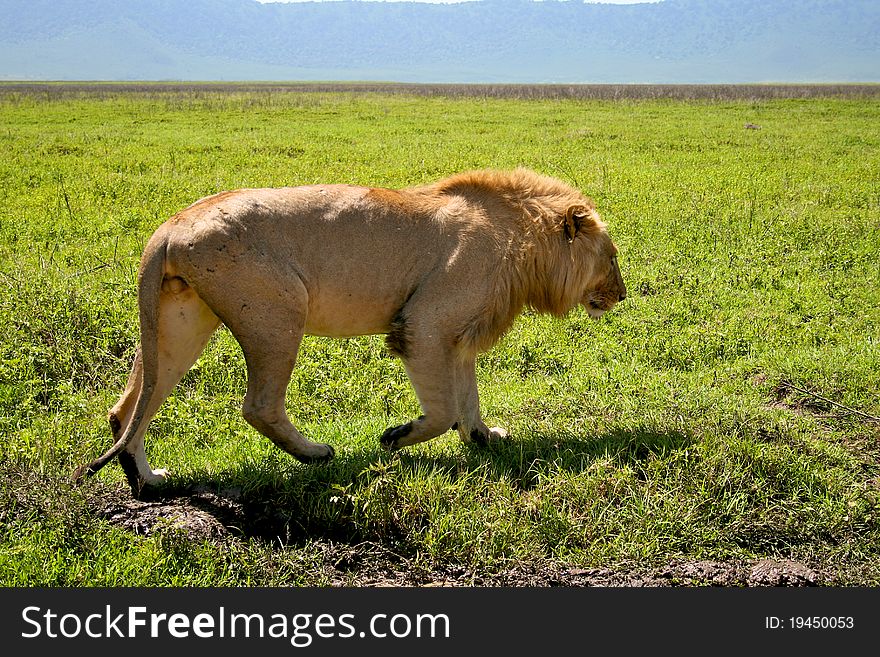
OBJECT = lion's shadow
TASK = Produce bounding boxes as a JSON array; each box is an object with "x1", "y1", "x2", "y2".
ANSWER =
[
  {"x1": 115, "y1": 426, "x2": 693, "y2": 547},
  {"x1": 455, "y1": 425, "x2": 693, "y2": 486}
]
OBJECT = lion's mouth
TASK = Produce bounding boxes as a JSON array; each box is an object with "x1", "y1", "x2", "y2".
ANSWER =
[{"x1": 587, "y1": 300, "x2": 606, "y2": 320}]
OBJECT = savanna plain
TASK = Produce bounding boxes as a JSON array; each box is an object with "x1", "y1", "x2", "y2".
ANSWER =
[{"x1": 1, "y1": 84, "x2": 878, "y2": 586}]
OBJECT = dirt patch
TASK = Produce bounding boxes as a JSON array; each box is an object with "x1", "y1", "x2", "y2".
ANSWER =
[
  {"x1": 768, "y1": 380, "x2": 831, "y2": 416},
  {"x1": 95, "y1": 494, "x2": 234, "y2": 541},
  {"x1": 94, "y1": 489, "x2": 827, "y2": 587},
  {"x1": 320, "y1": 555, "x2": 823, "y2": 587},
  {"x1": 748, "y1": 559, "x2": 821, "y2": 586},
  {"x1": 768, "y1": 379, "x2": 880, "y2": 426},
  {"x1": 763, "y1": 379, "x2": 880, "y2": 463}
]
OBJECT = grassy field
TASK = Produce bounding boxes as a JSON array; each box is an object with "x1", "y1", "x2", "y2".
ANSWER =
[{"x1": 1, "y1": 85, "x2": 878, "y2": 586}]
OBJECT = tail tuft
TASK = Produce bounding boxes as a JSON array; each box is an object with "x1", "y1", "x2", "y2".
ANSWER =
[{"x1": 71, "y1": 463, "x2": 94, "y2": 484}]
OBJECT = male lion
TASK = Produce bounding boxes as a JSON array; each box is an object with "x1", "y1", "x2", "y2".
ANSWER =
[{"x1": 74, "y1": 168, "x2": 625, "y2": 496}]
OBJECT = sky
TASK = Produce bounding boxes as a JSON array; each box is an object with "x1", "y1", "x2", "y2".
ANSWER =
[{"x1": 256, "y1": 1, "x2": 662, "y2": 4}]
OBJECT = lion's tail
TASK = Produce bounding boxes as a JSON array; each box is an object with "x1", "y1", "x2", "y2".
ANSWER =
[{"x1": 72, "y1": 225, "x2": 167, "y2": 482}]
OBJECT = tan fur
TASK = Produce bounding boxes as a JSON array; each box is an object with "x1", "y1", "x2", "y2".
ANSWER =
[{"x1": 73, "y1": 168, "x2": 626, "y2": 497}]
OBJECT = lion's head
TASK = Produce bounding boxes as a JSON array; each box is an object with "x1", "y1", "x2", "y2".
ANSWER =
[
  {"x1": 562, "y1": 204, "x2": 627, "y2": 319},
  {"x1": 584, "y1": 251, "x2": 626, "y2": 319},
  {"x1": 528, "y1": 197, "x2": 626, "y2": 324}
]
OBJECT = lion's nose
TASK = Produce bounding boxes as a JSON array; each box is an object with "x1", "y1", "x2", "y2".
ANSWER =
[{"x1": 619, "y1": 290, "x2": 627, "y2": 302}]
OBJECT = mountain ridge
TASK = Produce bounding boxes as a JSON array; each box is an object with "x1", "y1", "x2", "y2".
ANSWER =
[{"x1": 1, "y1": 0, "x2": 877, "y2": 82}]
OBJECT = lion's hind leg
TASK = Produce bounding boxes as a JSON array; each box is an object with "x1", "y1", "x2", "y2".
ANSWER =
[
  {"x1": 205, "y1": 276, "x2": 334, "y2": 464},
  {"x1": 239, "y1": 348, "x2": 336, "y2": 463},
  {"x1": 108, "y1": 281, "x2": 220, "y2": 495}
]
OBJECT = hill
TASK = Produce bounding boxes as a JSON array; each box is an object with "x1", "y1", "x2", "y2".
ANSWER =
[{"x1": 1, "y1": 0, "x2": 878, "y2": 83}]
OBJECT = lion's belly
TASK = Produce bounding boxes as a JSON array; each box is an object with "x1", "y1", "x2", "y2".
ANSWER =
[{"x1": 303, "y1": 293, "x2": 398, "y2": 338}]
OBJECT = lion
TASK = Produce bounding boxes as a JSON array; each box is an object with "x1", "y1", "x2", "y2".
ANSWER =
[{"x1": 73, "y1": 168, "x2": 626, "y2": 497}]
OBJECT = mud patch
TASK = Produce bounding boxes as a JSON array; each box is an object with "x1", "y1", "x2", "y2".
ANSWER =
[
  {"x1": 94, "y1": 492, "x2": 828, "y2": 586},
  {"x1": 94, "y1": 485, "x2": 332, "y2": 545},
  {"x1": 323, "y1": 556, "x2": 825, "y2": 587},
  {"x1": 96, "y1": 493, "x2": 235, "y2": 541},
  {"x1": 748, "y1": 558, "x2": 822, "y2": 586},
  {"x1": 768, "y1": 379, "x2": 880, "y2": 425}
]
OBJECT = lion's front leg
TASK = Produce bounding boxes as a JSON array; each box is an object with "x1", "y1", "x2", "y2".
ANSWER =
[
  {"x1": 452, "y1": 356, "x2": 508, "y2": 446},
  {"x1": 380, "y1": 341, "x2": 459, "y2": 451},
  {"x1": 380, "y1": 345, "x2": 507, "y2": 451}
]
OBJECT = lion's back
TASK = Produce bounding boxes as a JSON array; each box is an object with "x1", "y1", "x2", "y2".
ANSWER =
[{"x1": 160, "y1": 183, "x2": 486, "y2": 337}]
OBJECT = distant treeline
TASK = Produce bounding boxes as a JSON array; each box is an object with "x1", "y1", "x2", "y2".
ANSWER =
[{"x1": 3, "y1": 82, "x2": 880, "y2": 101}]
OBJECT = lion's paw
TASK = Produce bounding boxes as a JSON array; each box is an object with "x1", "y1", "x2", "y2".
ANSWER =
[
  {"x1": 380, "y1": 422, "x2": 412, "y2": 450},
  {"x1": 149, "y1": 468, "x2": 171, "y2": 481},
  {"x1": 298, "y1": 443, "x2": 335, "y2": 464},
  {"x1": 465, "y1": 426, "x2": 509, "y2": 446},
  {"x1": 130, "y1": 469, "x2": 172, "y2": 500}
]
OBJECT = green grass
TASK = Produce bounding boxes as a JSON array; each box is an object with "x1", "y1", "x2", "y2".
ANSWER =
[{"x1": 1, "y1": 87, "x2": 878, "y2": 586}]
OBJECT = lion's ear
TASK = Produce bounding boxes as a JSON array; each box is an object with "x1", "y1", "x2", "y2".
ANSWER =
[{"x1": 563, "y1": 205, "x2": 591, "y2": 243}]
